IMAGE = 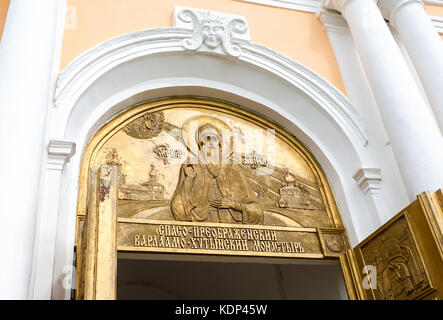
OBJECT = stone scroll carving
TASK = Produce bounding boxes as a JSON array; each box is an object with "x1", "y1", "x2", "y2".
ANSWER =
[{"x1": 173, "y1": 6, "x2": 250, "y2": 57}]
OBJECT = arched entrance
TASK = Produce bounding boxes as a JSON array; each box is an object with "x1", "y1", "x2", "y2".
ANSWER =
[
  {"x1": 74, "y1": 98, "x2": 362, "y2": 299},
  {"x1": 35, "y1": 25, "x2": 380, "y2": 300},
  {"x1": 116, "y1": 255, "x2": 349, "y2": 300}
]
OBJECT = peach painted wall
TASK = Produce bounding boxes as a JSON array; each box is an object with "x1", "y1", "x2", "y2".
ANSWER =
[
  {"x1": 61, "y1": 0, "x2": 346, "y2": 94},
  {"x1": 0, "y1": 0, "x2": 10, "y2": 42},
  {"x1": 425, "y1": 4, "x2": 443, "y2": 41},
  {"x1": 425, "y1": 4, "x2": 443, "y2": 17}
]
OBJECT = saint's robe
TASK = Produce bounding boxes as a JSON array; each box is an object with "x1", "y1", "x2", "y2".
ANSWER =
[{"x1": 171, "y1": 163, "x2": 263, "y2": 224}]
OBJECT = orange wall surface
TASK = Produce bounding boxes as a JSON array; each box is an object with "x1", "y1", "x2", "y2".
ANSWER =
[
  {"x1": 425, "y1": 4, "x2": 443, "y2": 17},
  {"x1": 62, "y1": 0, "x2": 346, "y2": 94},
  {"x1": 0, "y1": 0, "x2": 10, "y2": 42},
  {"x1": 425, "y1": 4, "x2": 443, "y2": 41}
]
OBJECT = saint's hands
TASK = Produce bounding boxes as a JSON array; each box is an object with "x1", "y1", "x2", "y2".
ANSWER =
[
  {"x1": 184, "y1": 165, "x2": 196, "y2": 177},
  {"x1": 209, "y1": 198, "x2": 241, "y2": 211}
]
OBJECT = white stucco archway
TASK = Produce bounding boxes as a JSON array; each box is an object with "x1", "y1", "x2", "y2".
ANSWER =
[{"x1": 31, "y1": 25, "x2": 389, "y2": 299}]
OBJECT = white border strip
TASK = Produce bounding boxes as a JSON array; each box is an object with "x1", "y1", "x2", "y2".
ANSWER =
[
  {"x1": 235, "y1": 0, "x2": 322, "y2": 13},
  {"x1": 424, "y1": 0, "x2": 443, "y2": 6}
]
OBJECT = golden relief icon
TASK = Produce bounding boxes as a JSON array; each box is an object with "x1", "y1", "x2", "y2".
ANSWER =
[
  {"x1": 360, "y1": 216, "x2": 430, "y2": 300},
  {"x1": 75, "y1": 99, "x2": 368, "y2": 300},
  {"x1": 90, "y1": 104, "x2": 334, "y2": 228},
  {"x1": 171, "y1": 117, "x2": 263, "y2": 224}
]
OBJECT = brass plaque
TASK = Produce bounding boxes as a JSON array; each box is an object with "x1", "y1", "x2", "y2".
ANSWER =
[
  {"x1": 77, "y1": 99, "x2": 345, "y2": 259},
  {"x1": 117, "y1": 218, "x2": 323, "y2": 258}
]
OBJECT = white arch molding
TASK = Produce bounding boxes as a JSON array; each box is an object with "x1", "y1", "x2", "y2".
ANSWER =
[{"x1": 31, "y1": 21, "x2": 399, "y2": 299}]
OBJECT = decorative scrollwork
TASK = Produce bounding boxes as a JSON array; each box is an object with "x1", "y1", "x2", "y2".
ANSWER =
[
  {"x1": 224, "y1": 18, "x2": 248, "y2": 57},
  {"x1": 178, "y1": 9, "x2": 204, "y2": 51},
  {"x1": 176, "y1": 7, "x2": 249, "y2": 57}
]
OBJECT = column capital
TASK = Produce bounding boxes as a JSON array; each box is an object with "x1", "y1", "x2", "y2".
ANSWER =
[
  {"x1": 322, "y1": 0, "x2": 348, "y2": 13},
  {"x1": 376, "y1": 0, "x2": 424, "y2": 22},
  {"x1": 47, "y1": 140, "x2": 76, "y2": 171},
  {"x1": 321, "y1": 0, "x2": 363, "y2": 14},
  {"x1": 317, "y1": 10, "x2": 349, "y2": 33}
]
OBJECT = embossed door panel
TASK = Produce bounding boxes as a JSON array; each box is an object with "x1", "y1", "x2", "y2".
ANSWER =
[{"x1": 353, "y1": 190, "x2": 443, "y2": 300}]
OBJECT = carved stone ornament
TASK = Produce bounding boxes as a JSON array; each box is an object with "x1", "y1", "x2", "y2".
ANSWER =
[{"x1": 173, "y1": 6, "x2": 250, "y2": 57}]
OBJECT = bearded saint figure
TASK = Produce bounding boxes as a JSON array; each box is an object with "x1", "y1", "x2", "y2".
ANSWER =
[{"x1": 171, "y1": 121, "x2": 263, "y2": 224}]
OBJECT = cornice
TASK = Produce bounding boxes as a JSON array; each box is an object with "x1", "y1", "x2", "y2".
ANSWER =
[
  {"x1": 235, "y1": 0, "x2": 322, "y2": 13},
  {"x1": 353, "y1": 168, "x2": 382, "y2": 194},
  {"x1": 316, "y1": 9, "x2": 349, "y2": 33},
  {"x1": 47, "y1": 140, "x2": 76, "y2": 171},
  {"x1": 430, "y1": 15, "x2": 443, "y2": 34},
  {"x1": 173, "y1": 6, "x2": 250, "y2": 57}
]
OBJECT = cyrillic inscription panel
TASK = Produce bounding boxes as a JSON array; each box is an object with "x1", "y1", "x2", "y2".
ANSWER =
[{"x1": 117, "y1": 219, "x2": 323, "y2": 258}]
